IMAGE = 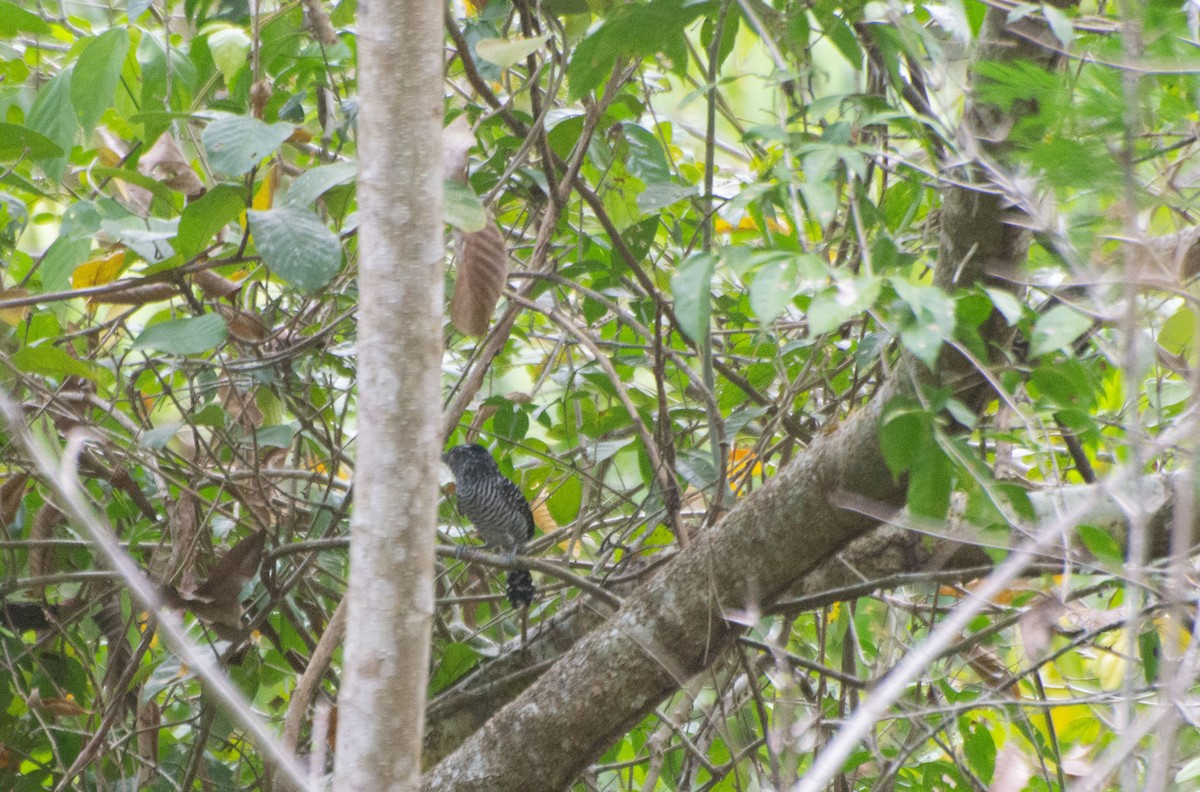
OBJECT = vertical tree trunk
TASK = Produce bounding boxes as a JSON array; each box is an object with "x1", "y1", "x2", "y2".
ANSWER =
[{"x1": 332, "y1": 0, "x2": 442, "y2": 786}]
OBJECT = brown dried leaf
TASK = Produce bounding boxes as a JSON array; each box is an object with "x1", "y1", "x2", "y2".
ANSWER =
[
  {"x1": 965, "y1": 645, "x2": 1018, "y2": 696},
  {"x1": 1018, "y1": 596, "x2": 1065, "y2": 662},
  {"x1": 191, "y1": 269, "x2": 242, "y2": 299},
  {"x1": 465, "y1": 404, "x2": 498, "y2": 444},
  {"x1": 136, "y1": 700, "x2": 161, "y2": 784},
  {"x1": 139, "y1": 133, "x2": 206, "y2": 199},
  {"x1": 250, "y1": 79, "x2": 273, "y2": 119},
  {"x1": 216, "y1": 303, "x2": 271, "y2": 343},
  {"x1": 450, "y1": 219, "x2": 508, "y2": 336},
  {"x1": 167, "y1": 531, "x2": 266, "y2": 628},
  {"x1": 0, "y1": 473, "x2": 28, "y2": 528},
  {"x1": 220, "y1": 383, "x2": 264, "y2": 429},
  {"x1": 300, "y1": 0, "x2": 338, "y2": 45},
  {"x1": 34, "y1": 693, "x2": 88, "y2": 718},
  {"x1": 165, "y1": 492, "x2": 199, "y2": 590},
  {"x1": 28, "y1": 500, "x2": 65, "y2": 583},
  {"x1": 96, "y1": 129, "x2": 154, "y2": 214}
]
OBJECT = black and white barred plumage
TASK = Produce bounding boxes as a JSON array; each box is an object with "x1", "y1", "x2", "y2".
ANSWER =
[{"x1": 442, "y1": 444, "x2": 535, "y2": 608}]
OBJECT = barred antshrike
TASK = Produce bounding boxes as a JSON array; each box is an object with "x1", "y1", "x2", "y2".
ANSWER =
[{"x1": 442, "y1": 444, "x2": 536, "y2": 608}]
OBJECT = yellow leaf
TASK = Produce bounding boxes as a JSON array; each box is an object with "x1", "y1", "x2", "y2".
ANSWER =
[
  {"x1": 252, "y1": 163, "x2": 278, "y2": 211},
  {"x1": 0, "y1": 289, "x2": 31, "y2": 325},
  {"x1": 727, "y1": 447, "x2": 762, "y2": 494},
  {"x1": 240, "y1": 163, "x2": 279, "y2": 226},
  {"x1": 72, "y1": 250, "x2": 126, "y2": 289},
  {"x1": 1097, "y1": 629, "x2": 1131, "y2": 691},
  {"x1": 532, "y1": 490, "x2": 558, "y2": 534},
  {"x1": 1155, "y1": 613, "x2": 1191, "y2": 656}
]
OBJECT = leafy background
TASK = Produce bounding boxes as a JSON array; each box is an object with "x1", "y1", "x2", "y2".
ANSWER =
[{"x1": 1, "y1": 0, "x2": 1199, "y2": 789}]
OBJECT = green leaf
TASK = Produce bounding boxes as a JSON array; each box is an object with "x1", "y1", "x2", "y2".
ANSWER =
[
  {"x1": 71, "y1": 28, "x2": 131, "y2": 133},
  {"x1": 140, "y1": 422, "x2": 182, "y2": 449},
  {"x1": 206, "y1": 25, "x2": 251, "y2": 85},
  {"x1": 812, "y1": 6, "x2": 863, "y2": 66},
  {"x1": 985, "y1": 287, "x2": 1023, "y2": 325},
  {"x1": 27, "y1": 70, "x2": 77, "y2": 183},
  {"x1": 202, "y1": 116, "x2": 294, "y2": 177},
  {"x1": 429, "y1": 643, "x2": 479, "y2": 694},
  {"x1": 907, "y1": 444, "x2": 953, "y2": 519},
  {"x1": 41, "y1": 235, "x2": 93, "y2": 293},
  {"x1": 749, "y1": 256, "x2": 796, "y2": 325},
  {"x1": 807, "y1": 276, "x2": 881, "y2": 336},
  {"x1": 566, "y1": 0, "x2": 710, "y2": 101},
  {"x1": 0, "y1": 1, "x2": 51, "y2": 36},
  {"x1": 11, "y1": 347, "x2": 101, "y2": 382},
  {"x1": 1030, "y1": 304, "x2": 1091, "y2": 358},
  {"x1": 879, "y1": 398, "x2": 926, "y2": 475},
  {"x1": 1139, "y1": 628, "x2": 1160, "y2": 684},
  {"x1": 547, "y1": 475, "x2": 582, "y2": 526},
  {"x1": 1176, "y1": 756, "x2": 1200, "y2": 784},
  {"x1": 90, "y1": 166, "x2": 178, "y2": 208},
  {"x1": 284, "y1": 162, "x2": 356, "y2": 207},
  {"x1": 1158, "y1": 306, "x2": 1195, "y2": 356},
  {"x1": 174, "y1": 185, "x2": 246, "y2": 260},
  {"x1": 0, "y1": 123, "x2": 63, "y2": 160},
  {"x1": 133, "y1": 313, "x2": 228, "y2": 355},
  {"x1": 475, "y1": 35, "x2": 549, "y2": 69},
  {"x1": 128, "y1": 0, "x2": 153, "y2": 19},
  {"x1": 444, "y1": 181, "x2": 487, "y2": 233},
  {"x1": 1077, "y1": 524, "x2": 1123, "y2": 567},
  {"x1": 671, "y1": 252, "x2": 715, "y2": 342},
  {"x1": 899, "y1": 322, "x2": 943, "y2": 370},
  {"x1": 963, "y1": 725, "x2": 996, "y2": 785},
  {"x1": 255, "y1": 424, "x2": 296, "y2": 448},
  {"x1": 248, "y1": 206, "x2": 342, "y2": 291}
]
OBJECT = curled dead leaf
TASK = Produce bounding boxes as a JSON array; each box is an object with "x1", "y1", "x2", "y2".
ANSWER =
[
  {"x1": 0, "y1": 473, "x2": 28, "y2": 528},
  {"x1": 28, "y1": 500, "x2": 65, "y2": 584},
  {"x1": 250, "y1": 80, "x2": 274, "y2": 119},
  {"x1": 163, "y1": 530, "x2": 266, "y2": 629},
  {"x1": 216, "y1": 303, "x2": 271, "y2": 344},
  {"x1": 191, "y1": 269, "x2": 242, "y2": 299},
  {"x1": 450, "y1": 218, "x2": 508, "y2": 336},
  {"x1": 30, "y1": 691, "x2": 88, "y2": 718},
  {"x1": 465, "y1": 404, "x2": 498, "y2": 444},
  {"x1": 220, "y1": 383, "x2": 265, "y2": 428},
  {"x1": 139, "y1": 133, "x2": 206, "y2": 199}
]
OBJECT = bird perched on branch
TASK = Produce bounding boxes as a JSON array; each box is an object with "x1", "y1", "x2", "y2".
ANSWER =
[{"x1": 442, "y1": 444, "x2": 536, "y2": 608}]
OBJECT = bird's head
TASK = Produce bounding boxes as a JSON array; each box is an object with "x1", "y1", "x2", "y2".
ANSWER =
[{"x1": 441, "y1": 444, "x2": 499, "y2": 477}]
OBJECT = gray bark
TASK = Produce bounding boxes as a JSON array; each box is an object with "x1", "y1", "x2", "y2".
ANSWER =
[{"x1": 332, "y1": 0, "x2": 443, "y2": 787}]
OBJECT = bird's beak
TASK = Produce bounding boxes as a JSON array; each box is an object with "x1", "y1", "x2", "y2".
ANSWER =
[{"x1": 440, "y1": 451, "x2": 450, "y2": 464}]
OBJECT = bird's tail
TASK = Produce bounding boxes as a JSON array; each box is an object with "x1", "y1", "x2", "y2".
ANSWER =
[{"x1": 505, "y1": 569, "x2": 535, "y2": 608}]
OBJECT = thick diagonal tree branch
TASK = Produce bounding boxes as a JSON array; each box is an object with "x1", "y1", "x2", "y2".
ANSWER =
[{"x1": 423, "y1": 8, "x2": 1070, "y2": 789}]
